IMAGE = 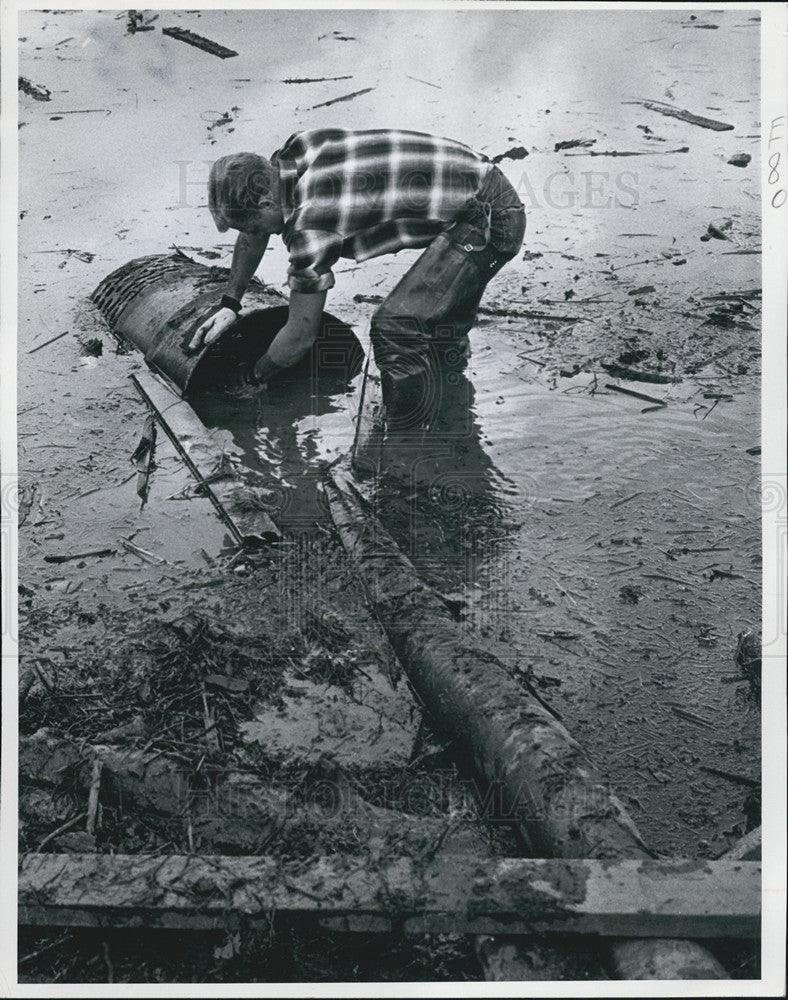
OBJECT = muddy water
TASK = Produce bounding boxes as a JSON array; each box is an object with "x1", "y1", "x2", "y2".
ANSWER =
[{"x1": 18, "y1": 9, "x2": 760, "y2": 859}]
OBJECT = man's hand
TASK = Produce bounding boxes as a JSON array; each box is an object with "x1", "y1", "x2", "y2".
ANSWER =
[{"x1": 186, "y1": 307, "x2": 238, "y2": 355}]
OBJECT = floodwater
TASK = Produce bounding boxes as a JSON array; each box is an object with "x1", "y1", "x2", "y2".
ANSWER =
[{"x1": 18, "y1": 8, "x2": 761, "y2": 859}]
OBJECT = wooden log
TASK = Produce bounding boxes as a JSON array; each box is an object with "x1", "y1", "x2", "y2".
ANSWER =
[
  {"x1": 721, "y1": 827, "x2": 761, "y2": 862},
  {"x1": 131, "y1": 368, "x2": 279, "y2": 544},
  {"x1": 324, "y1": 469, "x2": 730, "y2": 979},
  {"x1": 476, "y1": 937, "x2": 610, "y2": 981},
  {"x1": 18, "y1": 854, "x2": 760, "y2": 939},
  {"x1": 626, "y1": 99, "x2": 734, "y2": 131},
  {"x1": 19, "y1": 734, "x2": 485, "y2": 858}
]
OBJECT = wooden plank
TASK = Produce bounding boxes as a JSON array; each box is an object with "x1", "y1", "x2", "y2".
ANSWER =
[
  {"x1": 626, "y1": 99, "x2": 734, "y2": 131},
  {"x1": 19, "y1": 854, "x2": 760, "y2": 939},
  {"x1": 161, "y1": 27, "x2": 237, "y2": 59},
  {"x1": 131, "y1": 368, "x2": 279, "y2": 544}
]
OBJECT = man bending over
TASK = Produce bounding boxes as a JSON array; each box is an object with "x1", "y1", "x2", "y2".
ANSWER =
[{"x1": 188, "y1": 128, "x2": 525, "y2": 425}]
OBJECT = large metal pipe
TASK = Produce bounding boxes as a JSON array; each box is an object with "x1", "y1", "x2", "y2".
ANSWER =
[{"x1": 91, "y1": 252, "x2": 362, "y2": 393}]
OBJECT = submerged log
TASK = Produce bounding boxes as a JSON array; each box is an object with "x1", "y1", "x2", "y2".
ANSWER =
[
  {"x1": 324, "y1": 469, "x2": 731, "y2": 979},
  {"x1": 19, "y1": 853, "x2": 759, "y2": 938}
]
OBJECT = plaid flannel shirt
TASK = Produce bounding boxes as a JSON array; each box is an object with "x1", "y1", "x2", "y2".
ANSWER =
[{"x1": 272, "y1": 128, "x2": 493, "y2": 293}]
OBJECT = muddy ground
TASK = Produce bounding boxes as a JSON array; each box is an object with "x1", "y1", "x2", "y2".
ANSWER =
[{"x1": 17, "y1": 7, "x2": 761, "y2": 984}]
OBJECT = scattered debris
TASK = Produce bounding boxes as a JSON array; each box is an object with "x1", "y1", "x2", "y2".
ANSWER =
[
  {"x1": 728, "y1": 153, "x2": 752, "y2": 168},
  {"x1": 554, "y1": 139, "x2": 596, "y2": 151},
  {"x1": 670, "y1": 706, "x2": 715, "y2": 729},
  {"x1": 126, "y1": 10, "x2": 157, "y2": 33},
  {"x1": 636, "y1": 124, "x2": 665, "y2": 142},
  {"x1": 627, "y1": 285, "x2": 656, "y2": 296},
  {"x1": 27, "y1": 330, "x2": 72, "y2": 354},
  {"x1": 318, "y1": 30, "x2": 356, "y2": 41},
  {"x1": 699, "y1": 765, "x2": 758, "y2": 788},
  {"x1": 281, "y1": 75, "x2": 352, "y2": 84},
  {"x1": 734, "y1": 630, "x2": 760, "y2": 692},
  {"x1": 43, "y1": 548, "x2": 117, "y2": 564},
  {"x1": 18, "y1": 483, "x2": 42, "y2": 528},
  {"x1": 18, "y1": 76, "x2": 51, "y2": 101},
  {"x1": 406, "y1": 75, "x2": 442, "y2": 89},
  {"x1": 203, "y1": 109, "x2": 236, "y2": 131},
  {"x1": 600, "y1": 364, "x2": 672, "y2": 385},
  {"x1": 605, "y1": 383, "x2": 667, "y2": 406},
  {"x1": 491, "y1": 146, "x2": 529, "y2": 164},
  {"x1": 701, "y1": 220, "x2": 733, "y2": 242},
  {"x1": 161, "y1": 26, "x2": 238, "y2": 59},
  {"x1": 310, "y1": 87, "x2": 375, "y2": 110},
  {"x1": 78, "y1": 336, "x2": 103, "y2": 357},
  {"x1": 564, "y1": 147, "x2": 690, "y2": 157},
  {"x1": 625, "y1": 99, "x2": 734, "y2": 132},
  {"x1": 54, "y1": 111, "x2": 112, "y2": 118},
  {"x1": 204, "y1": 673, "x2": 250, "y2": 693},
  {"x1": 619, "y1": 585, "x2": 644, "y2": 605}
]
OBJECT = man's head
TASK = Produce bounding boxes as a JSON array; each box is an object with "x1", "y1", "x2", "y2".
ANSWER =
[{"x1": 208, "y1": 153, "x2": 284, "y2": 235}]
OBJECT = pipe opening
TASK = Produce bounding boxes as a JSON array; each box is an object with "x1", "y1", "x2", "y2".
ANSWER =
[{"x1": 187, "y1": 307, "x2": 364, "y2": 394}]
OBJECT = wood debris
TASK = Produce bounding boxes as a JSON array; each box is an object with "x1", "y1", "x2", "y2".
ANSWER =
[{"x1": 162, "y1": 26, "x2": 238, "y2": 59}]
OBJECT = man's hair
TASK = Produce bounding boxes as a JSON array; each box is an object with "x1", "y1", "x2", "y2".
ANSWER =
[{"x1": 208, "y1": 153, "x2": 276, "y2": 232}]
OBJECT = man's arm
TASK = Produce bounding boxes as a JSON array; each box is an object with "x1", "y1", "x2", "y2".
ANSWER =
[
  {"x1": 257, "y1": 290, "x2": 327, "y2": 372},
  {"x1": 187, "y1": 231, "x2": 269, "y2": 354},
  {"x1": 226, "y1": 231, "x2": 269, "y2": 301}
]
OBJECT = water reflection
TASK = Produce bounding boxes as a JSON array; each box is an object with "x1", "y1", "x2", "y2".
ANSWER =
[
  {"x1": 193, "y1": 338, "x2": 516, "y2": 604},
  {"x1": 360, "y1": 360, "x2": 518, "y2": 590}
]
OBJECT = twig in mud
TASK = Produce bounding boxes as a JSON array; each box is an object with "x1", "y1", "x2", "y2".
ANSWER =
[
  {"x1": 610, "y1": 491, "x2": 644, "y2": 510},
  {"x1": 608, "y1": 257, "x2": 668, "y2": 271},
  {"x1": 701, "y1": 398, "x2": 720, "y2": 420},
  {"x1": 281, "y1": 75, "x2": 353, "y2": 84},
  {"x1": 642, "y1": 572, "x2": 694, "y2": 588},
  {"x1": 19, "y1": 930, "x2": 72, "y2": 966},
  {"x1": 310, "y1": 87, "x2": 375, "y2": 110},
  {"x1": 517, "y1": 353, "x2": 546, "y2": 367},
  {"x1": 700, "y1": 764, "x2": 759, "y2": 788},
  {"x1": 27, "y1": 330, "x2": 71, "y2": 354},
  {"x1": 44, "y1": 548, "x2": 116, "y2": 563},
  {"x1": 670, "y1": 706, "x2": 715, "y2": 729},
  {"x1": 49, "y1": 109, "x2": 111, "y2": 116},
  {"x1": 36, "y1": 811, "x2": 88, "y2": 852},
  {"x1": 604, "y1": 384, "x2": 667, "y2": 406},
  {"x1": 406, "y1": 75, "x2": 442, "y2": 89},
  {"x1": 86, "y1": 759, "x2": 103, "y2": 836},
  {"x1": 564, "y1": 146, "x2": 690, "y2": 157},
  {"x1": 200, "y1": 683, "x2": 221, "y2": 751},
  {"x1": 120, "y1": 538, "x2": 166, "y2": 564},
  {"x1": 601, "y1": 363, "x2": 673, "y2": 385}
]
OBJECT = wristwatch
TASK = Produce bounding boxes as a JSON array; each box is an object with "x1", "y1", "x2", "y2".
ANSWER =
[{"x1": 220, "y1": 294, "x2": 243, "y2": 314}]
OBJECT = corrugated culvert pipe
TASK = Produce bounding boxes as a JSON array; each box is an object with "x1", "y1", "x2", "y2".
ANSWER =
[{"x1": 91, "y1": 252, "x2": 363, "y2": 392}]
